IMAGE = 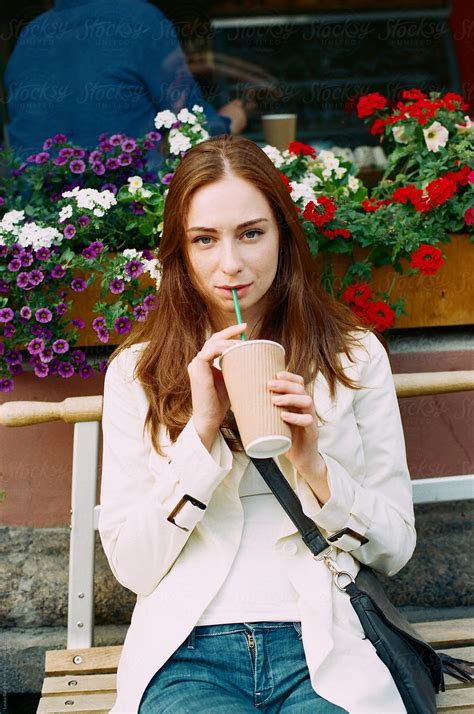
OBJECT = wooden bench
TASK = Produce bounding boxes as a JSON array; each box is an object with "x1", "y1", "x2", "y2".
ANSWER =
[{"x1": 1, "y1": 369, "x2": 473, "y2": 713}]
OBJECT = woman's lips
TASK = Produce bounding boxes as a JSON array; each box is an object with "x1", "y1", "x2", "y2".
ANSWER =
[{"x1": 216, "y1": 284, "x2": 252, "y2": 298}]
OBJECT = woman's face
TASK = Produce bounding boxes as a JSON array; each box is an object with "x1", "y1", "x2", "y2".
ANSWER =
[{"x1": 184, "y1": 174, "x2": 280, "y2": 330}]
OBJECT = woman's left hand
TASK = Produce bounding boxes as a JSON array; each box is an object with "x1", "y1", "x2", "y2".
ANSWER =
[{"x1": 269, "y1": 371, "x2": 328, "y2": 494}]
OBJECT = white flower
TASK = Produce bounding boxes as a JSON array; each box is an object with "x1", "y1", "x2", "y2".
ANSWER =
[
  {"x1": 289, "y1": 181, "x2": 316, "y2": 205},
  {"x1": 168, "y1": 128, "x2": 192, "y2": 155},
  {"x1": 140, "y1": 188, "x2": 152, "y2": 199},
  {"x1": 154, "y1": 109, "x2": 176, "y2": 130},
  {"x1": 262, "y1": 145, "x2": 284, "y2": 168},
  {"x1": 93, "y1": 208, "x2": 105, "y2": 217},
  {"x1": 128, "y1": 176, "x2": 143, "y2": 194},
  {"x1": 0, "y1": 210, "x2": 25, "y2": 235},
  {"x1": 192, "y1": 105, "x2": 204, "y2": 113},
  {"x1": 334, "y1": 165, "x2": 347, "y2": 179},
  {"x1": 17, "y1": 222, "x2": 62, "y2": 249},
  {"x1": 62, "y1": 187, "x2": 116, "y2": 211},
  {"x1": 58, "y1": 205, "x2": 73, "y2": 223},
  {"x1": 423, "y1": 121, "x2": 449, "y2": 152},
  {"x1": 143, "y1": 258, "x2": 162, "y2": 289},
  {"x1": 348, "y1": 175, "x2": 360, "y2": 192},
  {"x1": 392, "y1": 125, "x2": 409, "y2": 144},
  {"x1": 455, "y1": 115, "x2": 473, "y2": 133},
  {"x1": 177, "y1": 108, "x2": 197, "y2": 124},
  {"x1": 122, "y1": 248, "x2": 141, "y2": 259}
]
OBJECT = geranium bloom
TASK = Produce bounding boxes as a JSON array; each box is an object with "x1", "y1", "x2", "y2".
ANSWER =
[
  {"x1": 364, "y1": 301, "x2": 396, "y2": 332},
  {"x1": 464, "y1": 207, "x2": 474, "y2": 226},
  {"x1": 410, "y1": 244, "x2": 444, "y2": 275},
  {"x1": 356, "y1": 92, "x2": 387, "y2": 119},
  {"x1": 342, "y1": 283, "x2": 372, "y2": 307},
  {"x1": 287, "y1": 141, "x2": 316, "y2": 158},
  {"x1": 423, "y1": 121, "x2": 449, "y2": 152},
  {"x1": 302, "y1": 197, "x2": 337, "y2": 227},
  {"x1": 425, "y1": 176, "x2": 457, "y2": 207},
  {"x1": 279, "y1": 173, "x2": 292, "y2": 193}
]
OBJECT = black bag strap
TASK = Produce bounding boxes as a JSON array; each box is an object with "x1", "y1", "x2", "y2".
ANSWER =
[{"x1": 250, "y1": 456, "x2": 329, "y2": 557}]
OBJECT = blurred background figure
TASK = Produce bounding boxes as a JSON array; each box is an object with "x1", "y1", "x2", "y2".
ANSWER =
[{"x1": 4, "y1": 0, "x2": 247, "y2": 159}]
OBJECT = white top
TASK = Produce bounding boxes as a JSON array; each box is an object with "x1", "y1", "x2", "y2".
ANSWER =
[{"x1": 197, "y1": 461, "x2": 299, "y2": 625}]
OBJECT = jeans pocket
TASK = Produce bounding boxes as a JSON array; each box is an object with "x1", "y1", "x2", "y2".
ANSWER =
[{"x1": 292, "y1": 621, "x2": 302, "y2": 640}]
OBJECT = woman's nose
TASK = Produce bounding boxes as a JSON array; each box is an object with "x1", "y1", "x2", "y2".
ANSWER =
[{"x1": 221, "y1": 240, "x2": 243, "y2": 274}]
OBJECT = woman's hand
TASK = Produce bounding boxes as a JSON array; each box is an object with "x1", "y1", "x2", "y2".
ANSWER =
[
  {"x1": 188, "y1": 323, "x2": 247, "y2": 451},
  {"x1": 269, "y1": 371, "x2": 330, "y2": 504}
]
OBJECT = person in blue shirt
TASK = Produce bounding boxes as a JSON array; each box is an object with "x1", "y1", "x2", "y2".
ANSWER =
[{"x1": 5, "y1": 0, "x2": 247, "y2": 158}]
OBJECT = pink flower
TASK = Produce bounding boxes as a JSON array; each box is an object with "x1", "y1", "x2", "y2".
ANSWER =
[{"x1": 464, "y1": 207, "x2": 474, "y2": 226}]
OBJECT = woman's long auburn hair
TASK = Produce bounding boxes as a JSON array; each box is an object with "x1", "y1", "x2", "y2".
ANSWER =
[{"x1": 111, "y1": 135, "x2": 371, "y2": 454}]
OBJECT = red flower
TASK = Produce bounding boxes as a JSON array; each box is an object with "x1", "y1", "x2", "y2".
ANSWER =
[
  {"x1": 287, "y1": 141, "x2": 316, "y2": 158},
  {"x1": 302, "y1": 196, "x2": 337, "y2": 227},
  {"x1": 361, "y1": 197, "x2": 391, "y2": 212},
  {"x1": 425, "y1": 176, "x2": 457, "y2": 208},
  {"x1": 441, "y1": 92, "x2": 468, "y2": 112},
  {"x1": 392, "y1": 185, "x2": 430, "y2": 211},
  {"x1": 410, "y1": 244, "x2": 444, "y2": 275},
  {"x1": 401, "y1": 89, "x2": 427, "y2": 101},
  {"x1": 370, "y1": 118, "x2": 386, "y2": 136},
  {"x1": 279, "y1": 172, "x2": 292, "y2": 193},
  {"x1": 342, "y1": 283, "x2": 373, "y2": 307},
  {"x1": 464, "y1": 207, "x2": 474, "y2": 226},
  {"x1": 356, "y1": 92, "x2": 387, "y2": 119},
  {"x1": 323, "y1": 228, "x2": 351, "y2": 240},
  {"x1": 363, "y1": 301, "x2": 396, "y2": 332}
]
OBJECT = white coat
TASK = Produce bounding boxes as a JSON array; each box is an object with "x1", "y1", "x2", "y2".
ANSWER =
[{"x1": 99, "y1": 329, "x2": 416, "y2": 713}]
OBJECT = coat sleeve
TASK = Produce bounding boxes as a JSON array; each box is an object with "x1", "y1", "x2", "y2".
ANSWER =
[
  {"x1": 296, "y1": 331, "x2": 416, "y2": 577},
  {"x1": 98, "y1": 347, "x2": 233, "y2": 596}
]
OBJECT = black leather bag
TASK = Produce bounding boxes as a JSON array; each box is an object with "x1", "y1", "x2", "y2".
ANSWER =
[{"x1": 250, "y1": 456, "x2": 473, "y2": 714}]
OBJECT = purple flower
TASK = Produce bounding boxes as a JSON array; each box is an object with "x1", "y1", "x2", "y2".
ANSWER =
[
  {"x1": 143, "y1": 294, "x2": 158, "y2": 311},
  {"x1": 11, "y1": 244, "x2": 24, "y2": 258},
  {"x1": 40, "y1": 327, "x2": 53, "y2": 340},
  {"x1": 53, "y1": 339, "x2": 69, "y2": 354},
  {"x1": 53, "y1": 133, "x2": 68, "y2": 144},
  {"x1": 0, "y1": 280, "x2": 9, "y2": 294},
  {"x1": 0, "y1": 244, "x2": 8, "y2": 257},
  {"x1": 161, "y1": 172, "x2": 175, "y2": 185},
  {"x1": 72, "y1": 148, "x2": 86, "y2": 158},
  {"x1": 54, "y1": 302, "x2": 67, "y2": 317},
  {"x1": 27, "y1": 337, "x2": 45, "y2": 355},
  {"x1": 58, "y1": 361, "x2": 74, "y2": 378},
  {"x1": 39, "y1": 348, "x2": 54, "y2": 363},
  {"x1": 109, "y1": 278, "x2": 125, "y2": 294},
  {"x1": 59, "y1": 147, "x2": 74, "y2": 159},
  {"x1": 43, "y1": 138, "x2": 53, "y2": 150},
  {"x1": 34, "y1": 363, "x2": 49, "y2": 378},
  {"x1": 97, "y1": 327, "x2": 110, "y2": 343},
  {"x1": 36, "y1": 246, "x2": 51, "y2": 261},
  {"x1": 51, "y1": 265, "x2": 66, "y2": 279},
  {"x1": 142, "y1": 249, "x2": 154, "y2": 260},
  {"x1": 143, "y1": 139, "x2": 154, "y2": 151},
  {"x1": 90, "y1": 240, "x2": 104, "y2": 255},
  {"x1": 121, "y1": 138, "x2": 137, "y2": 153},
  {"x1": 146, "y1": 131, "x2": 162, "y2": 142},
  {"x1": 98, "y1": 133, "x2": 108, "y2": 141},
  {"x1": 92, "y1": 162, "x2": 105, "y2": 176},
  {"x1": 9, "y1": 363, "x2": 23, "y2": 377},
  {"x1": 0, "y1": 197, "x2": 4, "y2": 207},
  {"x1": 26, "y1": 154, "x2": 37, "y2": 163},
  {"x1": 109, "y1": 134, "x2": 124, "y2": 146},
  {"x1": 20, "y1": 306, "x2": 32, "y2": 320},
  {"x1": 63, "y1": 223, "x2": 76, "y2": 240},
  {"x1": 71, "y1": 278, "x2": 87, "y2": 292},
  {"x1": 30, "y1": 324, "x2": 43, "y2": 336},
  {"x1": 125, "y1": 260, "x2": 144, "y2": 279},
  {"x1": 77, "y1": 215, "x2": 90, "y2": 227},
  {"x1": 92, "y1": 316, "x2": 105, "y2": 329},
  {"x1": 4, "y1": 323, "x2": 16, "y2": 338},
  {"x1": 133, "y1": 304, "x2": 147, "y2": 322},
  {"x1": 16, "y1": 272, "x2": 31, "y2": 289},
  {"x1": 0, "y1": 378, "x2": 14, "y2": 392},
  {"x1": 119, "y1": 153, "x2": 132, "y2": 166},
  {"x1": 82, "y1": 246, "x2": 96, "y2": 260},
  {"x1": 8, "y1": 258, "x2": 22, "y2": 272},
  {"x1": 78, "y1": 363, "x2": 94, "y2": 378},
  {"x1": 70, "y1": 159, "x2": 86, "y2": 174},
  {"x1": 98, "y1": 359, "x2": 108, "y2": 373},
  {"x1": 105, "y1": 157, "x2": 120, "y2": 170},
  {"x1": 71, "y1": 349, "x2": 86, "y2": 364},
  {"x1": 101, "y1": 182, "x2": 117, "y2": 194},
  {"x1": 0, "y1": 307, "x2": 14, "y2": 322},
  {"x1": 35, "y1": 152, "x2": 50, "y2": 164},
  {"x1": 171, "y1": 120, "x2": 181, "y2": 129},
  {"x1": 89, "y1": 150, "x2": 102, "y2": 163},
  {"x1": 35, "y1": 307, "x2": 53, "y2": 323},
  {"x1": 99, "y1": 140, "x2": 112, "y2": 152},
  {"x1": 143, "y1": 172, "x2": 156, "y2": 183},
  {"x1": 30, "y1": 269, "x2": 45, "y2": 285},
  {"x1": 114, "y1": 316, "x2": 132, "y2": 335},
  {"x1": 5, "y1": 349, "x2": 22, "y2": 365},
  {"x1": 131, "y1": 201, "x2": 145, "y2": 215},
  {"x1": 53, "y1": 155, "x2": 68, "y2": 166},
  {"x1": 21, "y1": 253, "x2": 34, "y2": 267},
  {"x1": 71, "y1": 318, "x2": 85, "y2": 329}
]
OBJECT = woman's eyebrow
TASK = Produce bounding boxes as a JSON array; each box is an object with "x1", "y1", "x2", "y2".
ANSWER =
[{"x1": 187, "y1": 218, "x2": 269, "y2": 233}]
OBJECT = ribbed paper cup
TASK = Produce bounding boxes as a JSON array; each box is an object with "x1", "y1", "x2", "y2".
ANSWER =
[
  {"x1": 261, "y1": 113, "x2": 297, "y2": 152},
  {"x1": 218, "y1": 340, "x2": 292, "y2": 458}
]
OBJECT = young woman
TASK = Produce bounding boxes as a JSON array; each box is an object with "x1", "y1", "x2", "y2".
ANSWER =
[{"x1": 99, "y1": 135, "x2": 416, "y2": 713}]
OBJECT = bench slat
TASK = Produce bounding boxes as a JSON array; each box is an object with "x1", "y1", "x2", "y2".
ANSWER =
[
  {"x1": 42, "y1": 674, "x2": 117, "y2": 696},
  {"x1": 436, "y1": 686, "x2": 474, "y2": 712},
  {"x1": 37, "y1": 692, "x2": 116, "y2": 713},
  {"x1": 415, "y1": 619, "x2": 474, "y2": 648},
  {"x1": 45, "y1": 647, "x2": 122, "y2": 676}
]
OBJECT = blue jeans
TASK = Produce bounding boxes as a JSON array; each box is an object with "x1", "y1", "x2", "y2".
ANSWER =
[{"x1": 139, "y1": 621, "x2": 348, "y2": 713}]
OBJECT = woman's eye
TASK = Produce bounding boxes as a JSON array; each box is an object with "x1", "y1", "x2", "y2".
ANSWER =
[
  {"x1": 194, "y1": 236, "x2": 213, "y2": 245},
  {"x1": 243, "y1": 229, "x2": 262, "y2": 240}
]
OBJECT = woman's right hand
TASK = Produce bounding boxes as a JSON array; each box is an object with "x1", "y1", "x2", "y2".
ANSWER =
[{"x1": 188, "y1": 323, "x2": 247, "y2": 450}]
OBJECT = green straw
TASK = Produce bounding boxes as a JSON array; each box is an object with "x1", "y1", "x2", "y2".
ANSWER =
[{"x1": 231, "y1": 289, "x2": 247, "y2": 341}]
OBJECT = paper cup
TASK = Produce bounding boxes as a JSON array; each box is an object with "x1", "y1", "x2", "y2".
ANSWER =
[
  {"x1": 218, "y1": 340, "x2": 292, "y2": 458},
  {"x1": 262, "y1": 113, "x2": 297, "y2": 152}
]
